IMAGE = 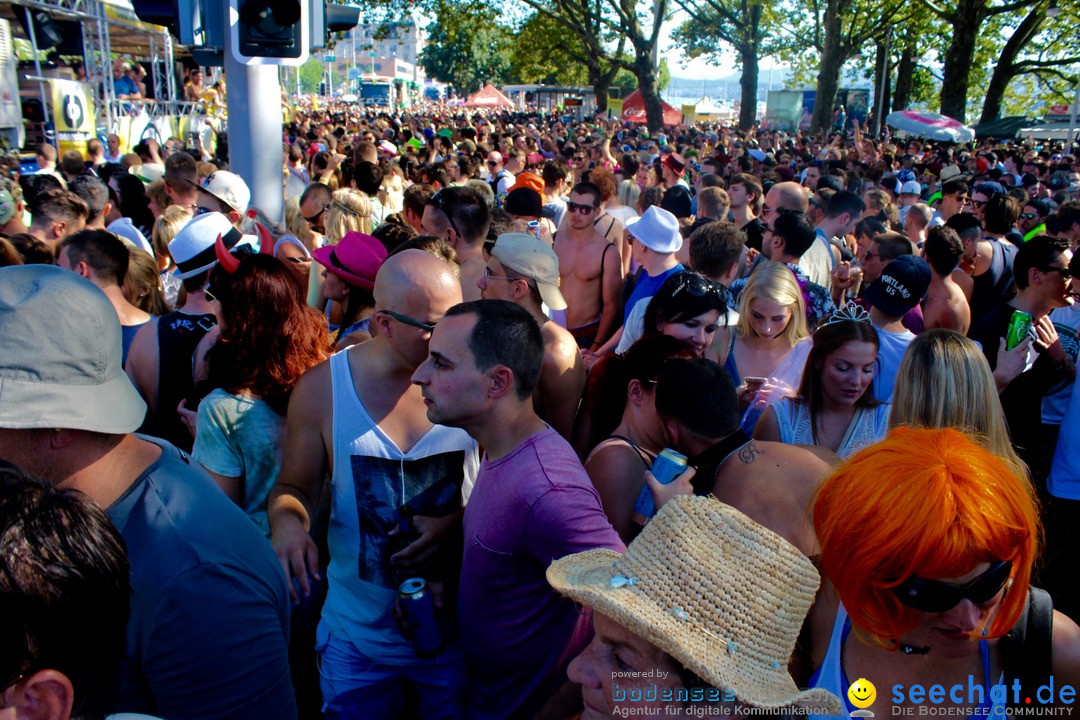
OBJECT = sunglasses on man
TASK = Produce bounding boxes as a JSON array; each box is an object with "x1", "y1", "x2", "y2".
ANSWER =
[{"x1": 566, "y1": 201, "x2": 597, "y2": 215}]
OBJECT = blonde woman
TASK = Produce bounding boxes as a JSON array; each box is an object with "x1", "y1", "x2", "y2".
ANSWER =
[
  {"x1": 323, "y1": 188, "x2": 372, "y2": 243},
  {"x1": 714, "y1": 261, "x2": 809, "y2": 387},
  {"x1": 308, "y1": 188, "x2": 373, "y2": 310},
  {"x1": 889, "y1": 328, "x2": 1027, "y2": 477},
  {"x1": 283, "y1": 195, "x2": 317, "y2": 251},
  {"x1": 123, "y1": 246, "x2": 170, "y2": 316},
  {"x1": 151, "y1": 204, "x2": 192, "y2": 307},
  {"x1": 863, "y1": 187, "x2": 899, "y2": 228}
]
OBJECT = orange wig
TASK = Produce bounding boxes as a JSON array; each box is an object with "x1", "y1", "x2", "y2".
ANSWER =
[{"x1": 813, "y1": 427, "x2": 1040, "y2": 649}]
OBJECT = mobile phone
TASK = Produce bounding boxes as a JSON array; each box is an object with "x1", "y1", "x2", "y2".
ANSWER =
[{"x1": 744, "y1": 376, "x2": 767, "y2": 389}]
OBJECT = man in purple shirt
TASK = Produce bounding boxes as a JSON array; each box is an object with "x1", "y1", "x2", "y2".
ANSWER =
[{"x1": 412, "y1": 299, "x2": 624, "y2": 720}]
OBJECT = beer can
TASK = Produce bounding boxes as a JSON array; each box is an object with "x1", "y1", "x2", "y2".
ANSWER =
[
  {"x1": 1005, "y1": 310, "x2": 1034, "y2": 351},
  {"x1": 399, "y1": 578, "x2": 443, "y2": 659},
  {"x1": 632, "y1": 448, "x2": 689, "y2": 525}
]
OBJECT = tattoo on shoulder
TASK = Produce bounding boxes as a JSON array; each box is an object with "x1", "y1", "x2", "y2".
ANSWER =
[{"x1": 738, "y1": 441, "x2": 764, "y2": 464}]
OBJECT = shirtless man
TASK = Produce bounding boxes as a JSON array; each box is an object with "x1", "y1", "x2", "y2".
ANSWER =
[
  {"x1": 656, "y1": 357, "x2": 835, "y2": 557},
  {"x1": 479, "y1": 233, "x2": 586, "y2": 440},
  {"x1": 422, "y1": 186, "x2": 491, "y2": 303},
  {"x1": 553, "y1": 182, "x2": 623, "y2": 351},
  {"x1": 921, "y1": 225, "x2": 971, "y2": 334},
  {"x1": 269, "y1": 249, "x2": 479, "y2": 717}
]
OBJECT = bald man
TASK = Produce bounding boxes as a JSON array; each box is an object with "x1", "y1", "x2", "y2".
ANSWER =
[
  {"x1": 762, "y1": 180, "x2": 838, "y2": 288},
  {"x1": 269, "y1": 249, "x2": 480, "y2": 718}
]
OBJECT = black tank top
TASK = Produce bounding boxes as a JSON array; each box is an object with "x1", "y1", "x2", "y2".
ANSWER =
[
  {"x1": 140, "y1": 310, "x2": 217, "y2": 452},
  {"x1": 971, "y1": 239, "x2": 1017, "y2": 328}
]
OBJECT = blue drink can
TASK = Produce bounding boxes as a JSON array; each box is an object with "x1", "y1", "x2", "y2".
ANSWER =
[
  {"x1": 399, "y1": 577, "x2": 443, "y2": 659},
  {"x1": 632, "y1": 448, "x2": 688, "y2": 525}
]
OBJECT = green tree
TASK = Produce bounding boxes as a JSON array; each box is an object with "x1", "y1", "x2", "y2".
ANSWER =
[
  {"x1": 514, "y1": 0, "x2": 670, "y2": 131},
  {"x1": 509, "y1": 13, "x2": 589, "y2": 84},
  {"x1": 298, "y1": 57, "x2": 325, "y2": 94},
  {"x1": 419, "y1": 0, "x2": 513, "y2": 93},
  {"x1": 773, "y1": 0, "x2": 911, "y2": 132},
  {"x1": 671, "y1": 0, "x2": 784, "y2": 130},
  {"x1": 611, "y1": 59, "x2": 669, "y2": 93},
  {"x1": 978, "y1": 0, "x2": 1080, "y2": 122},
  {"x1": 921, "y1": 0, "x2": 1041, "y2": 121}
]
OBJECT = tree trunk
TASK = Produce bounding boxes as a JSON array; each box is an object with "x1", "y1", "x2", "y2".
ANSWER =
[
  {"x1": 811, "y1": 0, "x2": 850, "y2": 133},
  {"x1": 872, "y1": 34, "x2": 891, "y2": 135},
  {"x1": 979, "y1": 5, "x2": 1046, "y2": 124},
  {"x1": 586, "y1": 61, "x2": 611, "y2": 113},
  {"x1": 738, "y1": 44, "x2": 759, "y2": 131},
  {"x1": 939, "y1": 0, "x2": 984, "y2": 121},
  {"x1": 892, "y1": 38, "x2": 915, "y2": 111},
  {"x1": 634, "y1": 53, "x2": 664, "y2": 132}
]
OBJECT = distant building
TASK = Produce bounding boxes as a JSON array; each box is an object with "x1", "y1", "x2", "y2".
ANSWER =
[{"x1": 349, "y1": 19, "x2": 425, "y2": 82}]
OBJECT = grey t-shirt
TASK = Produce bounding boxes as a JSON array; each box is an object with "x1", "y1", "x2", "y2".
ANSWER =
[{"x1": 107, "y1": 437, "x2": 295, "y2": 720}]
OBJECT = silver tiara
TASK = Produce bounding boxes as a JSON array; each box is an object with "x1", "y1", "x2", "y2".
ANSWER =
[{"x1": 822, "y1": 304, "x2": 872, "y2": 327}]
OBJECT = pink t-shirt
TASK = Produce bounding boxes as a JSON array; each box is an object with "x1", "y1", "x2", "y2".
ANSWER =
[{"x1": 459, "y1": 428, "x2": 624, "y2": 720}]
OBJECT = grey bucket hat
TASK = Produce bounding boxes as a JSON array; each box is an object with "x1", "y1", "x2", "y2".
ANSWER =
[{"x1": 0, "y1": 265, "x2": 146, "y2": 433}]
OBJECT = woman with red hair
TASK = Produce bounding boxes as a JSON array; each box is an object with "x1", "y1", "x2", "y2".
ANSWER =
[
  {"x1": 804, "y1": 427, "x2": 1080, "y2": 719},
  {"x1": 184, "y1": 253, "x2": 333, "y2": 535}
]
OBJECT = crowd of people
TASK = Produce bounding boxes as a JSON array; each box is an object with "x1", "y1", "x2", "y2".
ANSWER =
[{"x1": 4, "y1": 102, "x2": 1080, "y2": 720}]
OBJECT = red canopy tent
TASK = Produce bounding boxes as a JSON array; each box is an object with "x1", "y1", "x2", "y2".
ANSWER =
[
  {"x1": 621, "y1": 89, "x2": 682, "y2": 125},
  {"x1": 464, "y1": 84, "x2": 514, "y2": 109}
]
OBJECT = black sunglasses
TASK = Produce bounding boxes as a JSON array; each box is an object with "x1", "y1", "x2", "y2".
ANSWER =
[
  {"x1": 1020, "y1": 212, "x2": 1037, "y2": 220},
  {"x1": 672, "y1": 274, "x2": 723, "y2": 299},
  {"x1": 1039, "y1": 265, "x2": 1072, "y2": 279},
  {"x1": 377, "y1": 309, "x2": 436, "y2": 333},
  {"x1": 893, "y1": 560, "x2": 1012, "y2": 614},
  {"x1": 304, "y1": 204, "x2": 330, "y2": 225},
  {"x1": 566, "y1": 201, "x2": 597, "y2": 215}
]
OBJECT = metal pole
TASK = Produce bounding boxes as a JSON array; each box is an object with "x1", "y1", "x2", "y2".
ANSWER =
[
  {"x1": 23, "y1": 6, "x2": 52, "y2": 136},
  {"x1": 1069, "y1": 68, "x2": 1080, "y2": 148},
  {"x1": 224, "y1": 33, "x2": 285, "y2": 224},
  {"x1": 875, "y1": 31, "x2": 891, "y2": 138}
]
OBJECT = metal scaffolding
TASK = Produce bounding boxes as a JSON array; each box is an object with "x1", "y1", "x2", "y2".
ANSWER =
[{"x1": 5, "y1": 0, "x2": 181, "y2": 134}]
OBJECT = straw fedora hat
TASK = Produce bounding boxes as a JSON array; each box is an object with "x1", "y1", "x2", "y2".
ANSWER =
[{"x1": 547, "y1": 496, "x2": 841, "y2": 713}]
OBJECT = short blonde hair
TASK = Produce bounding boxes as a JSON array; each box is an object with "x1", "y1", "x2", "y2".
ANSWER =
[
  {"x1": 145, "y1": 179, "x2": 171, "y2": 217},
  {"x1": 151, "y1": 204, "x2": 192, "y2": 262},
  {"x1": 735, "y1": 261, "x2": 809, "y2": 348},
  {"x1": 323, "y1": 189, "x2": 372, "y2": 245},
  {"x1": 889, "y1": 328, "x2": 1027, "y2": 478}
]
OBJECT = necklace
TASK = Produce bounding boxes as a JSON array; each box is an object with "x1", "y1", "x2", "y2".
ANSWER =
[{"x1": 899, "y1": 643, "x2": 931, "y2": 655}]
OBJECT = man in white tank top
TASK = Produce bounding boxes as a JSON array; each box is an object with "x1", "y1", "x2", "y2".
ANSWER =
[{"x1": 268, "y1": 249, "x2": 480, "y2": 719}]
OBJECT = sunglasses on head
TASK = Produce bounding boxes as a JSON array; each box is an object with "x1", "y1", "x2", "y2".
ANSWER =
[
  {"x1": 431, "y1": 189, "x2": 462, "y2": 238},
  {"x1": 566, "y1": 201, "x2": 597, "y2": 215},
  {"x1": 672, "y1": 274, "x2": 726, "y2": 300},
  {"x1": 892, "y1": 560, "x2": 1012, "y2": 614}
]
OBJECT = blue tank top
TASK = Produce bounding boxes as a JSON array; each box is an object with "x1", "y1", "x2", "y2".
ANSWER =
[{"x1": 808, "y1": 604, "x2": 1002, "y2": 720}]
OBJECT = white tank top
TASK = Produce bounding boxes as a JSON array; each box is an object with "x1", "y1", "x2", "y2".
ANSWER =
[{"x1": 321, "y1": 350, "x2": 479, "y2": 660}]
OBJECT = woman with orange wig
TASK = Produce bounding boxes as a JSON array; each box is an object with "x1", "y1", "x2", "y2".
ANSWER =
[{"x1": 803, "y1": 427, "x2": 1080, "y2": 719}]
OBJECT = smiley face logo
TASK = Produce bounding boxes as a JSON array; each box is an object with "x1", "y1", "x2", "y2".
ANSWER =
[{"x1": 848, "y1": 678, "x2": 876, "y2": 709}]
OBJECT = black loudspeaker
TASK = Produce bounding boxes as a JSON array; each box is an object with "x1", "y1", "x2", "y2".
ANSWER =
[
  {"x1": 53, "y1": 21, "x2": 84, "y2": 57},
  {"x1": 16, "y1": 8, "x2": 63, "y2": 49}
]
